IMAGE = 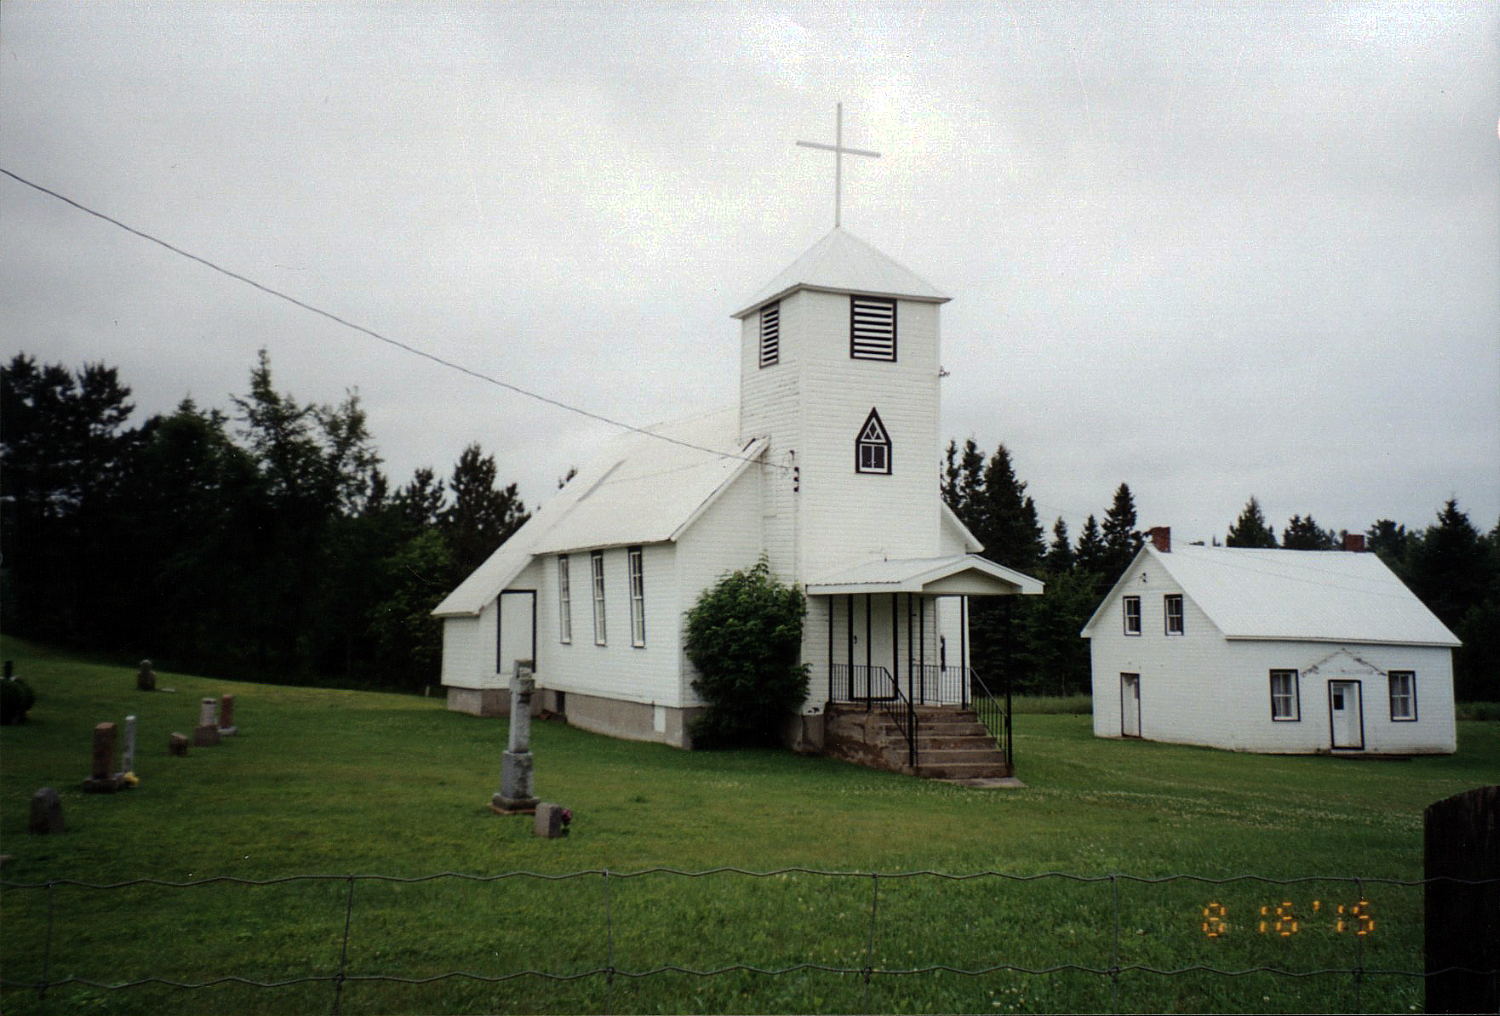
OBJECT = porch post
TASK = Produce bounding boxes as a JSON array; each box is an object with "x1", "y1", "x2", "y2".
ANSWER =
[
  {"x1": 890, "y1": 592, "x2": 898, "y2": 697},
  {"x1": 826, "y1": 595, "x2": 833, "y2": 703},
  {"x1": 864, "y1": 593, "x2": 872, "y2": 671},
  {"x1": 918, "y1": 595, "x2": 926, "y2": 703},
  {"x1": 846, "y1": 594, "x2": 854, "y2": 701},
  {"x1": 906, "y1": 593, "x2": 914, "y2": 706}
]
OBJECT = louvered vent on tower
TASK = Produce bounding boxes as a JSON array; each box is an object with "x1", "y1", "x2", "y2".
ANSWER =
[
  {"x1": 849, "y1": 296, "x2": 897, "y2": 361},
  {"x1": 759, "y1": 302, "x2": 780, "y2": 368}
]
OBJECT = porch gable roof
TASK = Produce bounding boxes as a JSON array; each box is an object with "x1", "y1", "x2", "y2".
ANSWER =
[{"x1": 805, "y1": 554, "x2": 1044, "y2": 597}]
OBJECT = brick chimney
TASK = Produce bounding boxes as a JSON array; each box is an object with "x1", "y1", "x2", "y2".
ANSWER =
[
  {"x1": 1147, "y1": 526, "x2": 1171, "y2": 553},
  {"x1": 1343, "y1": 533, "x2": 1366, "y2": 553}
]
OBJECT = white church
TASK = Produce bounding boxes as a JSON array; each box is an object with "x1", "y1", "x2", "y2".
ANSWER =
[{"x1": 434, "y1": 196, "x2": 1041, "y2": 771}]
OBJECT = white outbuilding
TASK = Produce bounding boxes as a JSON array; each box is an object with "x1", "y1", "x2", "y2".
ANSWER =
[
  {"x1": 1082, "y1": 530, "x2": 1459, "y2": 755},
  {"x1": 434, "y1": 227, "x2": 1043, "y2": 756}
]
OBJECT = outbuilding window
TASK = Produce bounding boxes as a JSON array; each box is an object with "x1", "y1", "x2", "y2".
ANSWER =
[
  {"x1": 628, "y1": 546, "x2": 646, "y2": 648},
  {"x1": 591, "y1": 550, "x2": 607, "y2": 646},
  {"x1": 1164, "y1": 594, "x2": 1184, "y2": 635},
  {"x1": 759, "y1": 302, "x2": 780, "y2": 368},
  {"x1": 850, "y1": 296, "x2": 897, "y2": 361},
  {"x1": 1388, "y1": 671, "x2": 1417, "y2": 721},
  {"x1": 1270, "y1": 670, "x2": 1300, "y2": 721},
  {"x1": 1123, "y1": 596, "x2": 1141, "y2": 636},
  {"x1": 855, "y1": 408, "x2": 891, "y2": 474},
  {"x1": 557, "y1": 555, "x2": 572, "y2": 644}
]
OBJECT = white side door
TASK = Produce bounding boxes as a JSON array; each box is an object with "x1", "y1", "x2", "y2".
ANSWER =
[
  {"x1": 1328, "y1": 680, "x2": 1364, "y2": 750},
  {"x1": 1121, "y1": 673, "x2": 1141, "y2": 737}
]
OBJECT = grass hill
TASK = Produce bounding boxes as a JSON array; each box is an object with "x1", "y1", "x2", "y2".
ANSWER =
[{"x1": 2, "y1": 638, "x2": 1495, "y2": 1014}]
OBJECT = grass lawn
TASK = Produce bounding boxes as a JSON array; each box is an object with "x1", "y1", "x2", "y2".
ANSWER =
[{"x1": 2, "y1": 637, "x2": 1496, "y2": 1015}]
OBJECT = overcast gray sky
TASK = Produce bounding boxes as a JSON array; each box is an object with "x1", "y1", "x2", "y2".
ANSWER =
[{"x1": 3, "y1": 2, "x2": 1497, "y2": 548}]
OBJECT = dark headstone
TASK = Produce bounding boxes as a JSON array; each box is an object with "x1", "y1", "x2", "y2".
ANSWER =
[
  {"x1": 29, "y1": 787, "x2": 64, "y2": 834},
  {"x1": 1425, "y1": 785, "x2": 1500, "y2": 1014},
  {"x1": 533, "y1": 802, "x2": 571, "y2": 838},
  {"x1": 218, "y1": 693, "x2": 237, "y2": 735},
  {"x1": 169, "y1": 733, "x2": 189, "y2": 756},
  {"x1": 193, "y1": 724, "x2": 221, "y2": 747},
  {"x1": 83, "y1": 723, "x2": 122, "y2": 792},
  {"x1": 136, "y1": 659, "x2": 156, "y2": 692}
]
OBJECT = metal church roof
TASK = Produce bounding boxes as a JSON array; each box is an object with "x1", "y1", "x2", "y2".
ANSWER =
[
  {"x1": 732, "y1": 227, "x2": 950, "y2": 319},
  {"x1": 433, "y1": 408, "x2": 765, "y2": 617},
  {"x1": 807, "y1": 554, "x2": 1044, "y2": 597},
  {"x1": 1081, "y1": 544, "x2": 1460, "y2": 647}
]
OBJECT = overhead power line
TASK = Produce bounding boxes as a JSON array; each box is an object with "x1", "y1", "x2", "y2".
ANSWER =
[{"x1": 0, "y1": 166, "x2": 776, "y2": 469}]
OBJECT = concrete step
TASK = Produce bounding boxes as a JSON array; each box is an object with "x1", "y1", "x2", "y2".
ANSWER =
[
  {"x1": 918, "y1": 721, "x2": 990, "y2": 737},
  {"x1": 917, "y1": 747, "x2": 1010, "y2": 765},
  {"x1": 915, "y1": 760, "x2": 1014, "y2": 780},
  {"x1": 916, "y1": 734, "x2": 1003, "y2": 751}
]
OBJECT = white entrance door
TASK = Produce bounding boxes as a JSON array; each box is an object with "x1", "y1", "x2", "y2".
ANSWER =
[
  {"x1": 1328, "y1": 680, "x2": 1364, "y2": 750},
  {"x1": 1120, "y1": 674, "x2": 1141, "y2": 737}
]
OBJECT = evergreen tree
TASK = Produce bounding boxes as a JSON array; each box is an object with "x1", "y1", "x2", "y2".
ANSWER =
[
  {"x1": 1366, "y1": 519, "x2": 1410, "y2": 566},
  {"x1": 1281, "y1": 514, "x2": 1337, "y2": 550},
  {"x1": 1099, "y1": 483, "x2": 1142, "y2": 582},
  {"x1": 442, "y1": 443, "x2": 529, "y2": 580},
  {"x1": 1045, "y1": 517, "x2": 1075, "y2": 575},
  {"x1": 1226, "y1": 496, "x2": 1278, "y2": 548},
  {"x1": 973, "y1": 444, "x2": 1044, "y2": 573},
  {"x1": 1075, "y1": 515, "x2": 1106, "y2": 575}
]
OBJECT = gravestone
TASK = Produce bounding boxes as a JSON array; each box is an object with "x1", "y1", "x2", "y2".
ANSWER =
[
  {"x1": 83, "y1": 722, "x2": 122, "y2": 792},
  {"x1": 136, "y1": 659, "x2": 157, "y2": 692},
  {"x1": 194, "y1": 698, "x2": 220, "y2": 747},
  {"x1": 121, "y1": 714, "x2": 137, "y2": 775},
  {"x1": 218, "y1": 693, "x2": 237, "y2": 735},
  {"x1": 533, "y1": 802, "x2": 571, "y2": 838},
  {"x1": 169, "y1": 732, "x2": 190, "y2": 756},
  {"x1": 490, "y1": 662, "x2": 539, "y2": 814},
  {"x1": 29, "y1": 787, "x2": 64, "y2": 834}
]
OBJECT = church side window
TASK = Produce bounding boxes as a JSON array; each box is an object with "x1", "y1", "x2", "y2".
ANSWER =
[
  {"x1": 855, "y1": 408, "x2": 891, "y2": 475},
  {"x1": 850, "y1": 296, "x2": 897, "y2": 361},
  {"x1": 628, "y1": 547, "x2": 646, "y2": 647},
  {"x1": 1389, "y1": 671, "x2": 1417, "y2": 721},
  {"x1": 557, "y1": 556, "x2": 572, "y2": 644},
  {"x1": 759, "y1": 302, "x2": 780, "y2": 368},
  {"x1": 591, "y1": 550, "x2": 607, "y2": 646},
  {"x1": 1270, "y1": 670, "x2": 1300, "y2": 721},
  {"x1": 1164, "y1": 594, "x2": 1184, "y2": 635},
  {"x1": 1122, "y1": 596, "x2": 1141, "y2": 636}
]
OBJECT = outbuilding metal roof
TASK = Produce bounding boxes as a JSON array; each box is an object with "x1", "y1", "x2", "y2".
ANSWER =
[
  {"x1": 433, "y1": 408, "x2": 764, "y2": 617},
  {"x1": 1081, "y1": 544, "x2": 1460, "y2": 646},
  {"x1": 732, "y1": 227, "x2": 950, "y2": 319}
]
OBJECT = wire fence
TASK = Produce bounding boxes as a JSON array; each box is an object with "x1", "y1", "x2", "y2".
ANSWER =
[{"x1": 3, "y1": 867, "x2": 1496, "y2": 1015}]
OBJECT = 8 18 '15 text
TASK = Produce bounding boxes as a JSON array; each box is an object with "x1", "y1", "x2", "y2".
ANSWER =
[{"x1": 1200, "y1": 900, "x2": 1376, "y2": 938}]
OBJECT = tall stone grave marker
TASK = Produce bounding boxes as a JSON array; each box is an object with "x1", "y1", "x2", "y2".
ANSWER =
[
  {"x1": 491, "y1": 661, "x2": 539, "y2": 814},
  {"x1": 121, "y1": 714, "x2": 137, "y2": 778},
  {"x1": 194, "y1": 698, "x2": 221, "y2": 747},
  {"x1": 136, "y1": 659, "x2": 157, "y2": 691},
  {"x1": 218, "y1": 693, "x2": 237, "y2": 735}
]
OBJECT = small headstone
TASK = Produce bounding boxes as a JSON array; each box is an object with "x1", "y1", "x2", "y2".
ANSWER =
[
  {"x1": 29, "y1": 787, "x2": 64, "y2": 834},
  {"x1": 533, "y1": 802, "x2": 571, "y2": 838},
  {"x1": 169, "y1": 733, "x2": 189, "y2": 756},
  {"x1": 136, "y1": 659, "x2": 156, "y2": 692},
  {"x1": 83, "y1": 723, "x2": 122, "y2": 792},
  {"x1": 218, "y1": 693, "x2": 237, "y2": 735},
  {"x1": 194, "y1": 697, "x2": 220, "y2": 747}
]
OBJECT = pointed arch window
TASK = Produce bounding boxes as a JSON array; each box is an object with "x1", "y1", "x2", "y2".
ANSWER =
[{"x1": 855, "y1": 408, "x2": 892, "y2": 474}]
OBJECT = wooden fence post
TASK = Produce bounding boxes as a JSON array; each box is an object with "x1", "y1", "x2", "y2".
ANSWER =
[{"x1": 1424, "y1": 785, "x2": 1499, "y2": 1014}]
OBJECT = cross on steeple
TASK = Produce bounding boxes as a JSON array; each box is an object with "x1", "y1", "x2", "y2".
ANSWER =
[{"x1": 795, "y1": 103, "x2": 881, "y2": 229}]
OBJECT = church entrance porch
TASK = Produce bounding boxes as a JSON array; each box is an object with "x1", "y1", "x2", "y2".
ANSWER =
[{"x1": 806, "y1": 555, "x2": 1042, "y2": 781}]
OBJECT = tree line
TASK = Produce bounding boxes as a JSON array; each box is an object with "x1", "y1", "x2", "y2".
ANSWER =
[
  {"x1": 1, "y1": 352, "x2": 527, "y2": 691},
  {"x1": 943, "y1": 441, "x2": 1500, "y2": 702}
]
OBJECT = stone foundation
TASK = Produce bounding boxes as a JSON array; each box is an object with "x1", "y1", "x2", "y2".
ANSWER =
[{"x1": 564, "y1": 691, "x2": 702, "y2": 749}]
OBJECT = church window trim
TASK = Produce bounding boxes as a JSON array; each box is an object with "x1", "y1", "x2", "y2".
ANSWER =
[
  {"x1": 855, "y1": 408, "x2": 892, "y2": 475},
  {"x1": 850, "y1": 296, "x2": 897, "y2": 361},
  {"x1": 591, "y1": 550, "x2": 607, "y2": 646},
  {"x1": 557, "y1": 555, "x2": 572, "y2": 644},
  {"x1": 759, "y1": 302, "x2": 780, "y2": 368},
  {"x1": 628, "y1": 547, "x2": 646, "y2": 648}
]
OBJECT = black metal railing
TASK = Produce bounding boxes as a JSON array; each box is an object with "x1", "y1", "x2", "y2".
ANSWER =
[
  {"x1": 829, "y1": 663, "x2": 917, "y2": 769},
  {"x1": 968, "y1": 668, "x2": 1013, "y2": 771}
]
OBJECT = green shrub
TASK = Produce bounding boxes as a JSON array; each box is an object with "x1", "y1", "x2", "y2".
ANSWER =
[
  {"x1": 0, "y1": 677, "x2": 36, "y2": 724},
  {"x1": 684, "y1": 559, "x2": 809, "y2": 748}
]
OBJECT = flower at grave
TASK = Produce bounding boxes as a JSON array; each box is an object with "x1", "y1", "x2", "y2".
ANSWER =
[
  {"x1": 122, "y1": 771, "x2": 139, "y2": 787},
  {"x1": 560, "y1": 808, "x2": 572, "y2": 826}
]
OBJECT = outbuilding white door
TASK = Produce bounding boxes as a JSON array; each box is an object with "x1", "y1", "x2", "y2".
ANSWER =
[
  {"x1": 1120, "y1": 673, "x2": 1141, "y2": 738},
  {"x1": 1328, "y1": 680, "x2": 1364, "y2": 750}
]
